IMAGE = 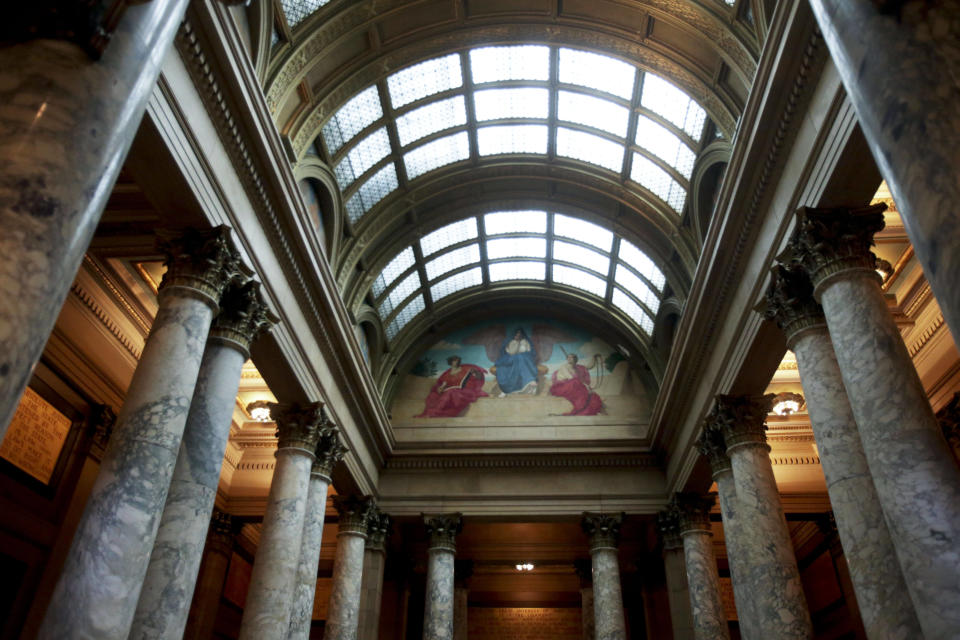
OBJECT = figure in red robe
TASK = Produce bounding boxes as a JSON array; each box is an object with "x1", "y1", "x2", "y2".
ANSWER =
[
  {"x1": 549, "y1": 354, "x2": 603, "y2": 416},
  {"x1": 416, "y1": 356, "x2": 489, "y2": 418}
]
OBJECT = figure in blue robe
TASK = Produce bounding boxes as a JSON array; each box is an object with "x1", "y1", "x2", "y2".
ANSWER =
[{"x1": 494, "y1": 328, "x2": 539, "y2": 395}]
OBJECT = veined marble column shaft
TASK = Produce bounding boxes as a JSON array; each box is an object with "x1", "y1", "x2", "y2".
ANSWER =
[
  {"x1": 183, "y1": 510, "x2": 238, "y2": 640},
  {"x1": 357, "y1": 512, "x2": 392, "y2": 640},
  {"x1": 0, "y1": 0, "x2": 191, "y2": 440},
  {"x1": 132, "y1": 280, "x2": 276, "y2": 640},
  {"x1": 764, "y1": 263, "x2": 922, "y2": 639},
  {"x1": 451, "y1": 560, "x2": 472, "y2": 640},
  {"x1": 787, "y1": 205, "x2": 960, "y2": 637},
  {"x1": 423, "y1": 513, "x2": 463, "y2": 640},
  {"x1": 38, "y1": 228, "x2": 241, "y2": 640},
  {"x1": 574, "y1": 559, "x2": 595, "y2": 640},
  {"x1": 325, "y1": 496, "x2": 377, "y2": 640},
  {"x1": 582, "y1": 513, "x2": 626, "y2": 640},
  {"x1": 668, "y1": 494, "x2": 729, "y2": 640},
  {"x1": 715, "y1": 394, "x2": 813, "y2": 639},
  {"x1": 806, "y1": 0, "x2": 960, "y2": 346},
  {"x1": 656, "y1": 513, "x2": 694, "y2": 640},
  {"x1": 238, "y1": 403, "x2": 328, "y2": 640},
  {"x1": 287, "y1": 431, "x2": 348, "y2": 640}
]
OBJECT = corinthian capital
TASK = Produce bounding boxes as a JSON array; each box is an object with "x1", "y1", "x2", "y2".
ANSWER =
[
  {"x1": 697, "y1": 415, "x2": 732, "y2": 478},
  {"x1": 157, "y1": 226, "x2": 247, "y2": 310},
  {"x1": 366, "y1": 509, "x2": 392, "y2": 552},
  {"x1": 668, "y1": 493, "x2": 714, "y2": 535},
  {"x1": 334, "y1": 495, "x2": 377, "y2": 536},
  {"x1": 269, "y1": 402, "x2": 328, "y2": 454},
  {"x1": 782, "y1": 204, "x2": 886, "y2": 294},
  {"x1": 210, "y1": 280, "x2": 278, "y2": 358},
  {"x1": 423, "y1": 513, "x2": 463, "y2": 552},
  {"x1": 762, "y1": 264, "x2": 826, "y2": 346},
  {"x1": 656, "y1": 509, "x2": 683, "y2": 551},
  {"x1": 582, "y1": 512, "x2": 624, "y2": 551},
  {"x1": 713, "y1": 394, "x2": 774, "y2": 452},
  {"x1": 312, "y1": 429, "x2": 347, "y2": 480}
]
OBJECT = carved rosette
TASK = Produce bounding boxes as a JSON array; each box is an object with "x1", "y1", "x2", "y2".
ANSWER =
[
  {"x1": 209, "y1": 280, "x2": 278, "y2": 359},
  {"x1": 87, "y1": 403, "x2": 117, "y2": 462},
  {"x1": 333, "y1": 495, "x2": 377, "y2": 537},
  {"x1": 365, "y1": 508, "x2": 392, "y2": 553},
  {"x1": 269, "y1": 401, "x2": 327, "y2": 455},
  {"x1": 656, "y1": 509, "x2": 683, "y2": 551},
  {"x1": 762, "y1": 264, "x2": 827, "y2": 347},
  {"x1": 696, "y1": 416, "x2": 732, "y2": 478},
  {"x1": 582, "y1": 512, "x2": 624, "y2": 552},
  {"x1": 782, "y1": 204, "x2": 886, "y2": 296},
  {"x1": 713, "y1": 394, "x2": 775, "y2": 453},
  {"x1": 424, "y1": 513, "x2": 463, "y2": 553},
  {"x1": 156, "y1": 226, "x2": 246, "y2": 311},
  {"x1": 668, "y1": 493, "x2": 714, "y2": 535},
  {"x1": 312, "y1": 428, "x2": 347, "y2": 481}
]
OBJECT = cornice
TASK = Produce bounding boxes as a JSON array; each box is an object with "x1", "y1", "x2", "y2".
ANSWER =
[
  {"x1": 69, "y1": 282, "x2": 143, "y2": 361},
  {"x1": 908, "y1": 312, "x2": 945, "y2": 358},
  {"x1": 385, "y1": 453, "x2": 659, "y2": 471}
]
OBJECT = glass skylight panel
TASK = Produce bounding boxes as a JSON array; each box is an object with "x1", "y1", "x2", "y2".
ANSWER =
[
  {"x1": 556, "y1": 127, "x2": 625, "y2": 173},
  {"x1": 635, "y1": 115, "x2": 696, "y2": 179},
  {"x1": 553, "y1": 264, "x2": 607, "y2": 298},
  {"x1": 558, "y1": 48, "x2": 635, "y2": 100},
  {"x1": 334, "y1": 128, "x2": 391, "y2": 190},
  {"x1": 477, "y1": 125, "x2": 548, "y2": 156},
  {"x1": 553, "y1": 240, "x2": 610, "y2": 275},
  {"x1": 489, "y1": 261, "x2": 546, "y2": 282},
  {"x1": 372, "y1": 247, "x2": 414, "y2": 297},
  {"x1": 378, "y1": 271, "x2": 421, "y2": 318},
  {"x1": 470, "y1": 45, "x2": 550, "y2": 84},
  {"x1": 403, "y1": 131, "x2": 470, "y2": 180},
  {"x1": 631, "y1": 153, "x2": 687, "y2": 213},
  {"x1": 280, "y1": 0, "x2": 330, "y2": 30},
  {"x1": 486, "y1": 237, "x2": 547, "y2": 260},
  {"x1": 618, "y1": 239, "x2": 666, "y2": 291},
  {"x1": 640, "y1": 73, "x2": 707, "y2": 141},
  {"x1": 345, "y1": 163, "x2": 399, "y2": 224},
  {"x1": 388, "y1": 54, "x2": 463, "y2": 109},
  {"x1": 420, "y1": 218, "x2": 478, "y2": 256},
  {"x1": 474, "y1": 88, "x2": 549, "y2": 121},
  {"x1": 553, "y1": 214, "x2": 613, "y2": 251},
  {"x1": 425, "y1": 244, "x2": 481, "y2": 280},
  {"x1": 431, "y1": 267, "x2": 483, "y2": 302},
  {"x1": 395, "y1": 96, "x2": 467, "y2": 147},
  {"x1": 612, "y1": 288, "x2": 655, "y2": 335},
  {"x1": 615, "y1": 264, "x2": 659, "y2": 313},
  {"x1": 322, "y1": 86, "x2": 383, "y2": 155},
  {"x1": 386, "y1": 294, "x2": 426, "y2": 340},
  {"x1": 557, "y1": 91, "x2": 629, "y2": 138},
  {"x1": 484, "y1": 210, "x2": 547, "y2": 235}
]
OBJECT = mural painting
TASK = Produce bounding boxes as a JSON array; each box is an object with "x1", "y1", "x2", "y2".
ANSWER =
[{"x1": 392, "y1": 317, "x2": 651, "y2": 423}]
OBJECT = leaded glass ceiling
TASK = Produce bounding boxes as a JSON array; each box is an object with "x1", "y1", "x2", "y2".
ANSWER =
[
  {"x1": 368, "y1": 210, "x2": 667, "y2": 343},
  {"x1": 318, "y1": 45, "x2": 708, "y2": 227}
]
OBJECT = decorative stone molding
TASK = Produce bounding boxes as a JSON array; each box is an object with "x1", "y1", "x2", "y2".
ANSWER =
[
  {"x1": 423, "y1": 513, "x2": 463, "y2": 553},
  {"x1": 87, "y1": 403, "x2": 117, "y2": 462},
  {"x1": 713, "y1": 394, "x2": 775, "y2": 453},
  {"x1": 365, "y1": 508, "x2": 391, "y2": 552},
  {"x1": 209, "y1": 280, "x2": 278, "y2": 359},
  {"x1": 696, "y1": 417, "x2": 732, "y2": 477},
  {"x1": 385, "y1": 453, "x2": 658, "y2": 470},
  {"x1": 156, "y1": 226, "x2": 246, "y2": 310},
  {"x1": 70, "y1": 282, "x2": 143, "y2": 360},
  {"x1": 268, "y1": 401, "x2": 328, "y2": 454},
  {"x1": 656, "y1": 509, "x2": 684, "y2": 551},
  {"x1": 668, "y1": 493, "x2": 714, "y2": 534},
  {"x1": 581, "y1": 512, "x2": 624, "y2": 552},
  {"x1": 333, "y1": 495, "x2": 377, "y2": 537},
  {"x1": 762, "y1": 264, "x2": 826, "y2": 346},
  {"x1": 782, "y1": 204, "x2": 887, "y2": 296},
  {"x1": 312, "y1": 428, "x2": 347, "y2": 480}
]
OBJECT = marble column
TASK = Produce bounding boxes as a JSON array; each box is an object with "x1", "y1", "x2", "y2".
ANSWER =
[
  {"x1": 0, "y1": 0, "x2": 191, "y2": 439},
  {"x1": 452, "y1": 560, "x2": 472, "y2": 640},
  {"x1": 238, "y1": 403, "x2": 329, "y2": 640},
  {"x1": 714, "y1": 394, "x2": 813, "y2": 639},
  {"x1": 806, "y1": 0, "x2": 960, "y2": 346},
  {"x1": 357, "y1": 508, "x2": 392, "y2": 640},
  {"x1": 131, "y1": 280, "x2": 276, "y2": 639},
  {"x1": 183, "y1": 509, "x2": 239, "y2": 640},
  {"x1": 786, "y1": 204, "x2": 960, "y2": 637},
  {"x1": 423, "y1": 513, "x2": 462, "y2": 640},
  {"x1": 326, "y1": 495, "x2": 378, "y2": 640},
  {"x1": 667, "y1": 494, "x2": 729, "y2": 640},
  {"x1": 656, "y1": 512, "x2": 694, "y2": 640},
  {"x1": 573, "y1": 559, "x2": 595, "y2": 640},
  {"x1": 287, "y1": 431, "x2": 348, "y2": 640},
  {"x1": 763, "y1": 263, "x2": 922, "y2": 638},
  {"x1": 816, "y1": 517, "x2": 867, "y2": 640},
  {"x1": 582, "y1": 512, "x2": 626, "y2": 640},
  {"x1": 38, "y1": 227, "x2": 242, "y2": 640}
]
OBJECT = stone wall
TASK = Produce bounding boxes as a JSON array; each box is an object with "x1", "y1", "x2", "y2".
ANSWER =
[{"x1": 467, "y1": 607, "x2": 581, "y2": 640}]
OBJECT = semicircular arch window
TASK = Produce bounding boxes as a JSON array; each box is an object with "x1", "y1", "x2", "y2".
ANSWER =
[
  {"x1": 318, "y1": 45, "x2": 709, "y2": 226},
  {"x1": 367, "y1": 211, "x2": 667, "y2": 342}
]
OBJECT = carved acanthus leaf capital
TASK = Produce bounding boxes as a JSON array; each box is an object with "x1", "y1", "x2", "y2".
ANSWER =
[
  {"x1": 668, "y1": 493, "x2": 714, "y2": 534},
  {"x1": 207, "y1": 507, "x2": 240, "y2": 556},
  {"x1": 365, "y1": 508, "x2": 392, "y2": 552},
  {"x1": 156, "y1": 226, "x2": 247, "y2": 310},
  {"x1": 656, "y1": 509, "x2": 683, "y2": 551},
  {"x1": 782, "y1": 204, "x2": 886, "y2": 295},
  {"x1": 423, "y1": 513, "x2": 463, "y2": 552},
  {"x1": 714, "y1": 394, "x2": 774, "y2": 452},
  {"x1": 582, "y1": 512, "x2": 624, "y2": 551},
  {"x1": 87, "y1": 403, "x2": 117, "y2": 462},
  {"x1": 333, "y1": 495, "x2": 377, "y2": 536},
  {"x1": 762, "y1": 264, "x2": 826, "y2": 345},
  {"x1": 312, "y1": 428, "x2": 347, "y2": 479},
  {"x1": 269, "y1": 401, "x2": 328, "y2": 454},
  {"x1": 696, "y1": 416, "x2": 732, "y2": 478},
  {"x1": 210, "y1": 280, "x2": 278, "y2": 357}
]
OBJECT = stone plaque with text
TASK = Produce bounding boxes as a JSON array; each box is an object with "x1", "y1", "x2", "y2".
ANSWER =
[{"x1": 0, "y1": 387, "x2": 73, "y2": 484}]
